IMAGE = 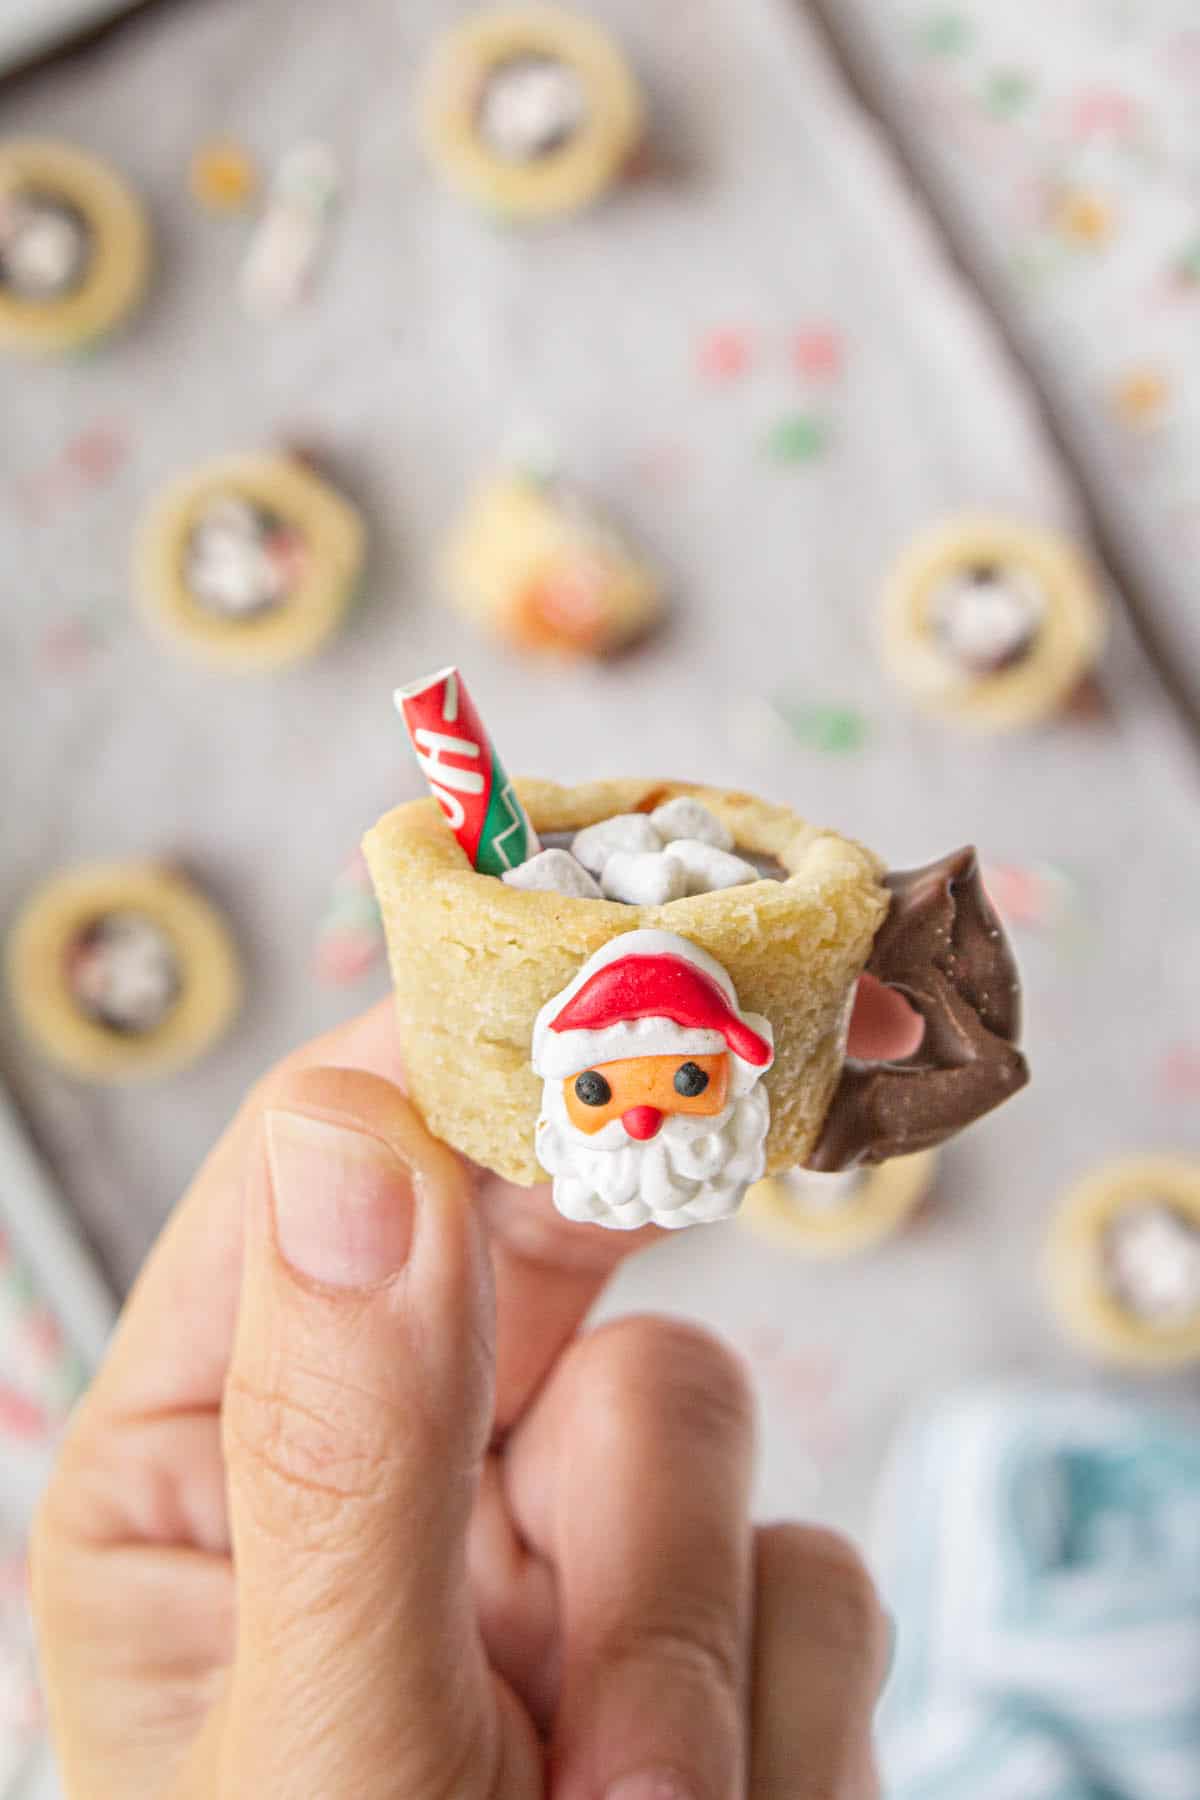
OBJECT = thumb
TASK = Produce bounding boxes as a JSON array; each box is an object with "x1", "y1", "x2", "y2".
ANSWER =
[{"x1": 217, "y1": 1067, "x2": 506, "y2": 1799}]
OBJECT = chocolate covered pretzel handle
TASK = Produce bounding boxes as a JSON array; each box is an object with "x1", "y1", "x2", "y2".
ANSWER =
[{"x1": 808, "y1": 848, "x2": 1029, "y2": 1171}]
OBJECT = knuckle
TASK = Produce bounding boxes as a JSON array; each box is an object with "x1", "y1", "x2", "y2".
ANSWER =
[
  {"x1": 598, "y1": 1604, "x2": 744, "y2": 1709},
  {"x1": 591, "y1": 1315, "x2": 755, "y2": 1450},
  {"x1": 222, "y1": 1368, "x2": 394, "y2": 1547},
  {"x1": 759, "y1": 1523, "x2": 885, "y2": 1664}
]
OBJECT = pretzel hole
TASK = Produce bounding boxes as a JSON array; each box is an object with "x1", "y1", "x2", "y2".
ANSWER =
[{"x1": 846, "y1": 973, "x2": 925, "y2": 1063}]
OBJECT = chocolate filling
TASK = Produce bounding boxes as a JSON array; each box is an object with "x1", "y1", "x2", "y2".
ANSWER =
[
  {"x1": 476, "y1": 54, "x2": 589, "y2": 162},
  {"x1": 184, "y1": 498, "x2": 306, "y2": 621},
  {"x1": 809, "y1": 848, "x2": 1029, "y2": 1170},
  {"x1": 67, "y1": 912, "x2": 181, "y2": 1036},
  {"x1": 0, "y1": 189, "x2": 92, "y2": 301}
]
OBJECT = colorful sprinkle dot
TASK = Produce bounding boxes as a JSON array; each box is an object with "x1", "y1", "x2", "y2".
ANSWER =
[
  {"x1": 696, "y1": 328, "x2": 753, "y2": 381},
  {"x1": 190, "y1": 139, "x2": 258, "y2": 212},
  {"x1": 915, "y1": 11, "x2": 972, "y2": 56},
  {"x1": 1068, "y1": 87, "x2": 1138, "y2": 139},
  {"x1": 983, "y1": 70, "x2": 1034, "y2": 118},
  {"x1": 763, "y1": 413, "x2": 830, "y2": 465},
  {"x1": 1173, "y1": 240, "x2": 1200, "y2": 286},
  {"x1": 770, "y1": 697, "x2": 868, "y2": 753},
  {"x1": 1053, "y1": 189, "x2": 1116, "y2": 247},
  {"x1": 64, "y1": 424, "x2": 126, "y2": 483},
  {"x1": 791, "y1": 327, "x2": 843, "y2": 380},
  {"x1": 1158, "y1": 1045, "x2": 1200, "y2": 1100},
  {"x1": 982, "y1": 861, "x2": 1080, "y2": 934},
  {"x1": 1111, "y1": 368, "x2": 1170, "y2": 431}
]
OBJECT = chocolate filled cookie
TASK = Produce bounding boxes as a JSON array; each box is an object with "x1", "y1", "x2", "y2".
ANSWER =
[
  {"x1": 881, "y1": 517, "x2": 1107, "y2": 731},
  {"x1": 7, "y1": 863, "x2": 240, "y2": 1082},
  {"x1": 1046, "y1": 1157, "x2": 1200, "y2": 1369},
  {"x1": 0, "y1": 140, "x2": 151, "y2": 354},
  {"x1": 135, "y1": 453, "x2": 365, "y2": 672},
  {"x1": 420, "y1": 6, "x2": 643, "y2": 221}
]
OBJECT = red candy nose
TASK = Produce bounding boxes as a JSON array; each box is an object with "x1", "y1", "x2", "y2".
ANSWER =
[{"x1": 622, "y1": 1106, "x2": 664, "y2": 1141}]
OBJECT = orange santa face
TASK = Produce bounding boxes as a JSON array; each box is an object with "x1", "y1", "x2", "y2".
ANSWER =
[{"x1": 564, "y1": 1051, "x2": 730, "y2": 1140}]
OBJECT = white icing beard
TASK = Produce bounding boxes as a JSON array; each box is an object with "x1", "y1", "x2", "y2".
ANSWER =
[{"x1": 535, "y1": 1076, "x2": 771, "y2": 1231}]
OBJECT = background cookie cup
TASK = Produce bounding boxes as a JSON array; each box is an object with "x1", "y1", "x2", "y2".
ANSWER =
[
  {"x1": 135, "y1": 452, "x2": 365, "y2": 672},
  {"x1": 364, "y1": 778, "x2": 888, "y2": 1186},
  {"x1": 419, "y1": 5, "x2": 644, "y2": 221},
  {"x1": 6, "y1": 862, "x2": 241, "y2": 1082},
  {"x1": 742, "y1": 1150, "x2": 938, "y2": 1256},
  {"x1": 880, "y1": 516, "x2": 1107, "y2": 731},
  {"x1": 1044, "y1": 1156, "x2": 1200, "y2": 1370},
  {"x1": 0, "y1": 139, "x2": 151, "y2": 355}
]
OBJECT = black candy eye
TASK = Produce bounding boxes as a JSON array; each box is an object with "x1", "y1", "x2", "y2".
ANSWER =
[
  {"x1": 574, "y1": 1070, "x2": 612, "y2": 1107},
  {"x1": 674, "y1": 1061, "x2": 709, "y2": 1098}
]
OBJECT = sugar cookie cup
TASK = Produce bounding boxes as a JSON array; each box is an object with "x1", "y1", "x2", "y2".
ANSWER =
[
  {"x1": 0, "y1": 140, "x2": 151, "y2": 355},
  {"x1": 135, "y1": 452, "x2": 365, "y2": 672},
  {"x1": 881, "y1": 517, "x2": 1106, "y2": 731},
  {"x1": 420, "y1": 5, "x2": 644, "y2": 221},
  {"x1": 1045, "y1": 1156, "x2": 1200, "y2": 1370},
  {"x1": 7, "y1": 862, "x2": 241, "y2": 1082},
  {"x1": 743, "y1": 1150, "x2": 937, "y2": 1256},
  {"x1": 364, "y1": 779, "x2": 889, "y2": 1185},
  {"x1": 444, "y1": 474, "x2": 663, "y2": 656}
]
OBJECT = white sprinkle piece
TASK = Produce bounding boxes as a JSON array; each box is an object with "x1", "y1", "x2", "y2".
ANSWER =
[
  {"x1": 601, "y1": 850, "x2": 688, "y2": 906},
  {"x1": 650, "y1": 796, "x2": 733, "y2": 852},
  {"x1": 501, "y1": 849, "x2": 601, "y2": 899},
  {"x1": 571, "y1": 814, "x2": 662, "y2": 877},
  {"x1": 665, "y1": 840, "x2": 760, "y2": 896}
]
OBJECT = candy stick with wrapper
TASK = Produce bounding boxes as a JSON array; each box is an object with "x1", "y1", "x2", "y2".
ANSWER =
[{"x1": 394, "y1": 667, "x2": 540, "y2": 877}]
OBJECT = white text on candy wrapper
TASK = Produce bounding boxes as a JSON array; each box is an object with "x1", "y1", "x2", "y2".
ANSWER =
[{"x1": 412, "y1": 728, "x2": 485, "y2": 833}]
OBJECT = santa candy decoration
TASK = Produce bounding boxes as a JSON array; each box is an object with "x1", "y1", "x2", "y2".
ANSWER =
[{"x1": 533, "y1": 930, "x2": 774, "y2": 1230}]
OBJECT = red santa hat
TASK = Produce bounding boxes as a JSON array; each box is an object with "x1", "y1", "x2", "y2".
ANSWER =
[{"x1": 532, "y1": 928, "x2": 774, "y2": 1094}]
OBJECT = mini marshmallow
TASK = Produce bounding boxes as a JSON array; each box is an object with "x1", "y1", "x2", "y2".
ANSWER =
[
  {"x1": 650, "y1": 796, "x2": 733, "y2": 853},
  {"x1": 502, "y1": 849, "x2": 602, "y2": 899},
  {"x1": 572, "y1": 813, "x2": 663, "y2": 877},
  {"x1": 665, "y1": 840, "x2": 760, "y2": 896},
  {"x1": 601, "y1": 850, "x2": 688, "y2": 906}
]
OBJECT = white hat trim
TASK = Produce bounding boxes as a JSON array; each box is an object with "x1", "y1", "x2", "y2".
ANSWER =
[{"x1": 531, "y1": 928, "x2": 774, "y2": 1094}]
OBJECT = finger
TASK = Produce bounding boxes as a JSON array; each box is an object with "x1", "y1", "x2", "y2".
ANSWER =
[
  {"x1": 468, "y1": 1453, "x2": 560, "y2": 1726},
  {"x1": 88, "y1": 999, "x2": 404, "y2": 1431},
  {"x1": 846, "y1": 974, "x2": 924, "y2": 1063},
  {"x1": 82, "y1": 990, "x2": 651, "y2": 1465},
  {"x1": 215, "y1": 1066, "x2": 537, "y2": 1799},
  {"x1": 45, "y1": 1002, "x2": 405, "y2": 1565},
  {"x1": 750, "y1": 1525, "x2": 888, "y2": 1799},
  {"x1": 481, "y1": 1177, "x2": 661, "y2": 1435},
  {"x1": 505, "y1": 1316, "x2": 756, "y2": 1800}
]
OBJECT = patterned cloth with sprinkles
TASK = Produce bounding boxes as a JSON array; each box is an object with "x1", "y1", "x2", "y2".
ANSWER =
[
  {"x1": 833, "y1": 0, "x2": 1200, "y2": 719},
  {"x1": 0, "y1": 1083, "x2": 113, "y2": 1797},
  {"x1": 875, "y1": 1386, "x2": 1200, "y2": 1800}
]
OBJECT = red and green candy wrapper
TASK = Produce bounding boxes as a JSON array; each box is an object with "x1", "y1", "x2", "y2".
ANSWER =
[{"x1": 395, "y1": 667, "x2": 541, "y2": 876}]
